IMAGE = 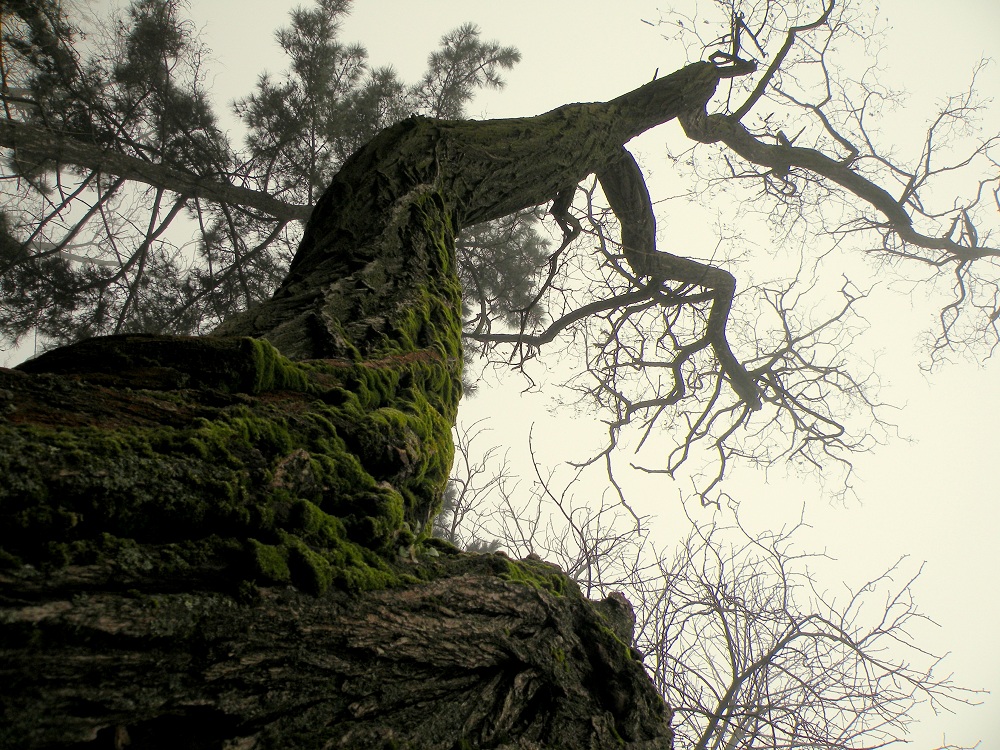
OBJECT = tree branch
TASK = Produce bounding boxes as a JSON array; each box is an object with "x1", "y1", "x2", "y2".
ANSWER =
[
  {"x1": 678, "y1": 110, "x2": 999, "y2": 263},
  {"x1": 730, "y1": 1, "x2": 835, "y2": 121},
  {"x1": 0, "y1": 119, "x2": 311, "y2": 222}
]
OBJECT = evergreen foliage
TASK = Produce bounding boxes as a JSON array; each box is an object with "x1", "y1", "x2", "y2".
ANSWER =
[{"x1": 0, "y1": 0, "x2": 548, "y2": 353}]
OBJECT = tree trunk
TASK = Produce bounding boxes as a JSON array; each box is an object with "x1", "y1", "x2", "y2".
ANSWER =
[
  {"x1": 0, "y1": 61, "x2": 742, "y2": 748},
  {"x1": 1, "y1": 547, "x2": 663, "y2": 749}
]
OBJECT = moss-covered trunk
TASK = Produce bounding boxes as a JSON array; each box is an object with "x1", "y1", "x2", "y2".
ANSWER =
[{"x1": 0, "y1": 61, "x2": 741, "y2": 748}]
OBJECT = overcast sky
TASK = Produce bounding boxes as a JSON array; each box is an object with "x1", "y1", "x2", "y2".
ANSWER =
[{"x1": 4, "y1": 0, "x2": 999, "y2": 746}]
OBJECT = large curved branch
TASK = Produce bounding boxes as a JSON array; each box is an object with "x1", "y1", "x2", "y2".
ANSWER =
[
  {"x1": 678, "y1": 110, "x2": 999, "y2": 262},
  {"x1": 597, "y1": 147, "x2": 763, "y2": 410},
  {"x1": 0, "y1": 119, "x2": 311, "y2": 222}
]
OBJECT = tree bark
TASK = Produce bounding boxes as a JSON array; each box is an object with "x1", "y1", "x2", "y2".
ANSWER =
[
  {"x1": 1, "y1": 547, "x2": 664, "y2": 749},
  {"x1": 0, "y1": 60, "x2": 747, "y2": 748}
]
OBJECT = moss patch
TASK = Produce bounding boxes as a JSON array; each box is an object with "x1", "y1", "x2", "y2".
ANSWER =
[
  {"x1": 0, "y1": 332, "x2": 460, "y2": 595},
  {"x1": 2, "y1": 174, "x2": 465, "y2": 597},
  {"x1": 498, "y1": 555, "x2": 580, "y2": 598}
]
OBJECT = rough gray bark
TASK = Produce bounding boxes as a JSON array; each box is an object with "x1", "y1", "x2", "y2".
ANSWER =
[{"x1": 1, "y1": 551, "x2": 666, "y2": 749}]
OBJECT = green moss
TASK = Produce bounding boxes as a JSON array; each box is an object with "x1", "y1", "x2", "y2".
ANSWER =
[
  {"x1": 1, "y1": 184, "x2": 465, "y2": 597},
  {"x1": 596, "y1": 622, "x2": 638, "y2": 662},
  {"x1": 286, "y1": 538, "x2": 334, "y2": 595},
  {"x1": 499, "y1": 557, "x2": 579, "y2": 598},
  {"x1": 0, "y1": 548, "x2": 23, "y2": 569},
  {"x1": 249, "y1": 539, "x2": 292, "y2": 584},
  {"x1": 0, "y1": 329, "x2": 463, "y2": 595},
  {"x1": 244, "y1": 337, "x2": 313, "y2": 393},
  {"x1": 421, "y1": 536, "x2": 460, "y2": 556}
]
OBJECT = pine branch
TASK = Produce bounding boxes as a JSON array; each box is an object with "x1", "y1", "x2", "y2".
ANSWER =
[{"x1": 0, "y1": 119, "x2": 312, "y2": 223}]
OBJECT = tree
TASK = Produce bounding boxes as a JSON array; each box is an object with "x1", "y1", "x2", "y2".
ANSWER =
[
  {"x1": 439, "y1": 442, "x2": 982, "y2": 750},
  {"x1": 1, "y1": 0, "x2": 240, "y2": 339},
  {"x1": 637, "y1": 512, "x2": 979, "y2": 750},
  {"x1": 0, "y1": 0, "x2": 545, "y2": 355},
  {"x1": 0, "y1": 43, "x2": 669, "y2": 750},
  {"x1": 464, "y1": 1, "x2": 998, "y2": 501},
  {"x1": 9, "y1": 0, "x2": 994, "y2": 499},
  {"x1": 1, "y1": 0, "x2": 996, "y2": 746},
  {"x1": 432, "y1": 419, "x2": 512, "y2": 552}
]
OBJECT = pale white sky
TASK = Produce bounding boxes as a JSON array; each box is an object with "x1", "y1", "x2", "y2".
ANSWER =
[{"x1": 5, "y1": 0, "x2": 999, "y2": 746}]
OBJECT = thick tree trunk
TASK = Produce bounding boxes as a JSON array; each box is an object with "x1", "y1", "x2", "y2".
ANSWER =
[
  {"x1": 1, "y1": 548, "x2": 662, "y2": 748},
  {"x1": 0, "y1": 333, "x2": 667, "y2": 748},
  {"x1": 0, "y1": 61, "x2": 745, "y2": 748}
]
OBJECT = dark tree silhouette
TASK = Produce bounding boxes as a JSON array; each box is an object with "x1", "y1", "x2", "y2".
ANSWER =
[
  {"x1": 1, "y1": 0, "x2": 996, "y2": 746},
  {"x1": 0, "y1": 0, "x2": 543, "y2": 349}
]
